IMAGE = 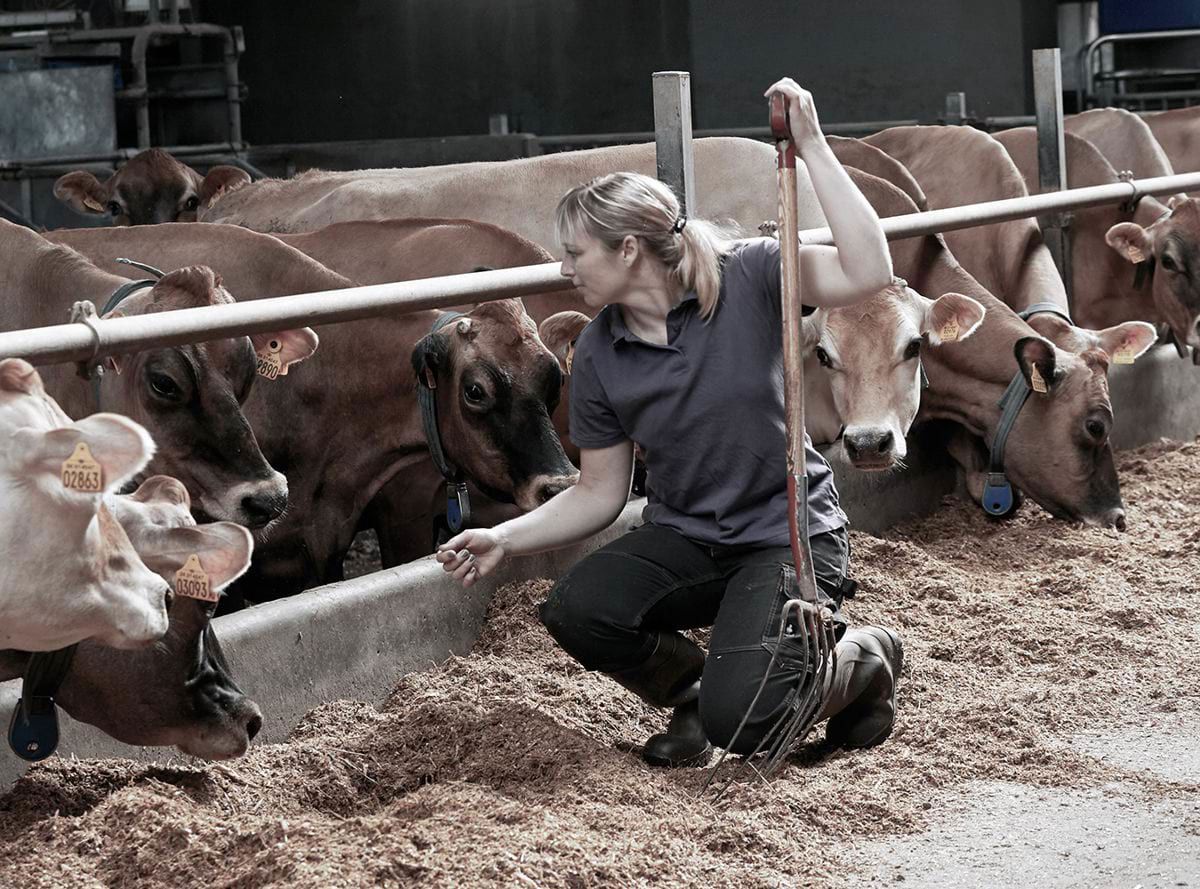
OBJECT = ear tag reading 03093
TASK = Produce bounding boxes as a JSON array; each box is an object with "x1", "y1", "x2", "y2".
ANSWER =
[
  {"x1": 1030, "y1": 363, "x2": 1048, "y2": 394},
  {"x1": 256, "y1": 339, "x2": 283, "y2": 381},
  {"x1": 175, "y1": 553, "x2": 218, "y2": 603},
  {"x1": 939, "y1": 317, "x2": 960, "y2": 343},
  {"x1": 61, "y1": 442, "x2": 103, "y2": 492}
]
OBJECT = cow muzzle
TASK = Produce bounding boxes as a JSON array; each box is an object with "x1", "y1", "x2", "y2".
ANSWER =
[
  {"x1": 206, "y1": 472, "x2": 289, "y2": 529},
  {"x1": 514, "y1": 472, "x2": 579, "y2": 511},
  {"x1": 841, "y1": 426, "x2": 903, "y2": 471},
  {"x1": 176, "y1": 695, "x2": 264, "y2": 760}
]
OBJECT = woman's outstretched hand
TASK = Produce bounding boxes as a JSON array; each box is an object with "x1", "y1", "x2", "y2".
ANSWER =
[
  {"x1": 435, "y1": 528, "x2": 507, "y2": 588},
  {"x1": 763, "y1": 77, "x2": 825, "y2": 154}
]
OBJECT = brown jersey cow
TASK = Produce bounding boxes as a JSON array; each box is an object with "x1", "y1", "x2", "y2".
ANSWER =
[
  {"x1": 54, "y1": 149, "x2": 251, "y2": 226},
  {"x1": 46, "y1": 223, "x2": 576, "y2": 594},
  {"x1": 3, "y1": 220, "x2": 316, "y2": 529}
]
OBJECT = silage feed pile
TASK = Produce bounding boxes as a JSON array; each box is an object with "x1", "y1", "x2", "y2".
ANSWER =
[{"x1": 3, "y1": 438, "x2": 1200, "y2": 888}]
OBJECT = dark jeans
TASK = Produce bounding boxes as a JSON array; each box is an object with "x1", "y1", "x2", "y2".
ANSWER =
[{"x1": 538, "y1": 522, "x2": 851, "y2": 755}]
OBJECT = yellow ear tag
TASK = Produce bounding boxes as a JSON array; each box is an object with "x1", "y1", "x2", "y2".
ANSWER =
[
  {"x1": 1030, "y1": 363, "x2": 1048, "y2": 394},
  {"x1": 1127, "y1": 246, "x2": 1145, "y2": 264},
  {"x1": 256, "y1": 338, "x2": 283, "y2": 381},
  {"x1": 1113, "y1": 342, "x2": 1136, "y2": 365},
  {"x1": 175, "y1": 553, "x2": 217, "y2": 603},
  {"x1": 939, "y1": 317, "x2": 960, "y2": 342},
  {"x1": 61, "y1": 442, "x2": 103, "y2": 492},
  {"x1": 565, "y1": 341, "x2": 576, "y2": 376},
  {"x1": 83, "y1": 197, "x2": 106, "y2": 213}
]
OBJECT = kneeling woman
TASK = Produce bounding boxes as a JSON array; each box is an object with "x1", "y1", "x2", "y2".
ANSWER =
[{"x1": 437, "y1": 78, "x2": 903, "y2": 767}]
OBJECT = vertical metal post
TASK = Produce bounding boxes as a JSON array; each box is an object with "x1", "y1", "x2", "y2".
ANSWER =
[
  {"x1": 944, "y1": 92, "x2": 967, "y2": 125},
  {"x1": 19, "y1": 177, "x2": 32, "y2": 223},
  {"x1": 652, "y1": 71, "x2": 696, "y2": 216},
  {"x1": 1033, "y1": 47, "x2": 1074, "y2": 314},
  {"x1": 488, "y1": 114, "x2": 510, "y2": 135}
]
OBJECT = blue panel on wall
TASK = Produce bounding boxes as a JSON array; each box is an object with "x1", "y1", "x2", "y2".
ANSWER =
[{"x1": 1100, "y1": 0, "x2": 1200, "y2": 34}]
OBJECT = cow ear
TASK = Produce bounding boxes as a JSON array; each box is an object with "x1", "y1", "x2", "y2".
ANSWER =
[
  {"x1": 248, "y1": 328, "x2": 320, "y2": 376},
  {"x1": 1168, "y1": 194, "x2": 1189, "y2": 211},
  {"x1": 11, "y1": 413, "x2": 155, "y2": 491},
  {"x1": 1014, "y1": 336, "x2": 1059, "y2": 395},
  {"x1": 1093, "y1": 321, "x2": 1158, "y2": 364},
  {"x1": 800, "y1": 313, "x2": 822, "y2": 353},
  {"x1": 128, "y1": 474, "x2": 191, "y2": 508},
  {"x1": 0, "y1": 358, "x2": 43, "y2": 396},
  {"x1": 1106, "y1": 222, "x2": 1152, "y2": 265},
  {"x1": 537, "y1": 311, "x2": 590, "y2": 371},
  {"x1": 411, "y1": 330, "x2": 451, "y2": 388},
  {"x1": 53, "y1": 171, "x2": 109, "y2": 215},
  {"x1": 198, "y1": 166, "x2": 252, "y2": 207},
  {"x1": 130, "y1": 522, "x2": 253, "y2": 591},
  {"x1": 923, "y1": 292, "x2": 986, "y2": 346}
]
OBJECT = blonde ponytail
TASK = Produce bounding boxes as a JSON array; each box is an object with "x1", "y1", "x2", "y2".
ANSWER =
[{"x1": 555, "y1": 172, "x2": 740, "y2": 319}]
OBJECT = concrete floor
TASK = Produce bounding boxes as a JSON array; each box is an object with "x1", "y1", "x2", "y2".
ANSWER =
[{"x1": 849, "y1": 711, "x2": 1200, "y2": 888}]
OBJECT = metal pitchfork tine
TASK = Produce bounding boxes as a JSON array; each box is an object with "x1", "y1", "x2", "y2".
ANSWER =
[{"x1": 704, "y1": 89, "x2": 838, "y2": 800}]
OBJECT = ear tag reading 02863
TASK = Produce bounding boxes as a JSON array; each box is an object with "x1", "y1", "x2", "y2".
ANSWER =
[
  {"x1": 1113, "y1": 342, "x2": 1136, "y2": 365},
  {"x1": 175, "y1": 553, "x2": 218, "y2": 603},
  {"x1": 256, "y1": 339, "x2": 283, "y2": 381},
  {"x1": 939, "y1": 317, "x2": 960, "y2": 343},
  {"x1": 1030, "y1": 363, "x2": 1048, "y2": 394},
  {"x1": 61, "y1": 442, "x2": 103, "y2": 492}
]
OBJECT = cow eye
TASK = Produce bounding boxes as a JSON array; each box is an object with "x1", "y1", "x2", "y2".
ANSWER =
[
  {"x1": 903, "y1": 338, "x2": 922, "y2": 360},
  {"x1": 148, "y1": 371, "x2": 183, "y2": 401},
  {"x1": 464, "y1": 383, "x2": 486, "y2": 405},
  {"x1": 815, "y1": 346, "x2": 833, "y2": 368},
  {"x1": 1161, "y1": 253, "x2": 1179, "y2": 272},
  {"x1": 183, "y1": 195, "x2": 200, "y2": 212},
  {"x1": 1084, "y1": 416, "x2": 1109, "y2": 443},
  {"x1": 107, "y1": 201, "x2": 123, "y2": 216}
]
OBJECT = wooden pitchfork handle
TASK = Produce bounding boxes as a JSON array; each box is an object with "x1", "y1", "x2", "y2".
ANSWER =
[{"x1": 770, "y1": 92, "x2": 821, "y2": 606}]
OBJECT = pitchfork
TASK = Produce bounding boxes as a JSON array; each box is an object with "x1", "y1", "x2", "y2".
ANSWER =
[{"x1": 705, "y1": 90, "x2": 838, "y2": 798}]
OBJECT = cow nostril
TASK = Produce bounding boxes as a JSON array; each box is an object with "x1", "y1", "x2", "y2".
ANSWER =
[
  {"x1": 1113, "y1": 510, "x2": 1127, "y2": 532},
  {"x1": 245, "y1": 713, "x2": 263, "y2": 741},
  {"x1": 876, "y1": 432, "x2": 894, "y2": 454},
  {"x1": 843, "y1": 438, "x2": 860, "y2": 459},
  {"x1": 240, "y1": 491, "x2": 284, "y2": 528},
  {"x1": 539, "y1": 482, "x2": 565, "y2": 503},
  {"x1": 163, "y1": 586, "x2": 175, "y2": 612}
]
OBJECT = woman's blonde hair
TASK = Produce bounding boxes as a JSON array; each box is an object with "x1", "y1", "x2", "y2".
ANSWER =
[{"x1": 554, "y1": 171, "x2": 739, "y2": 319}]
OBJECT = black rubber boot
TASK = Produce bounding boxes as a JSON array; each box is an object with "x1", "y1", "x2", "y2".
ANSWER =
[
  {"x1": 820, "y1": 626, "x2": 904, "y2": 749},
  {"x1": 607, "y1": 632, "x2": 712, "y2": 768}
]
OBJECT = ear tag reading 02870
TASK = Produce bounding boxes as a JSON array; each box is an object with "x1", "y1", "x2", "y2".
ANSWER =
[
  {"x1": 61, "y1": 442, "x2": 103, "y2": 492},
  {"x1": 256, "y1": 339, "x2": 283, "y2": 381},
  {"x1": 175, "y1": 553, "x2": 218, "y2": 603},
  {"x1": 939, "y1": 317, "x2": 960, "y2": 343}
]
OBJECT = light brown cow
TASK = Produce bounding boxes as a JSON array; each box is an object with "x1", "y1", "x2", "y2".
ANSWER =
[
  {"x1": 47, "y1": 223, "x2": 577, "y2": 594},
  {"x1": 1, "y1": 473, "x2": 263, "y2": 760},
  {"x1": 54, "y1": 149, "x2": 251, "y2": 226},
  {"x1": 198, "y1": 138, "x2": 825, "y2": 251},
  {"x1": 994, "y1": 125, "x2": 1200, "y2": 347},
  {"x1": 1066, "y1": 107, "x2": 1177, "y2": 180},
  {"x1": 4, "y1": 220, "x2": 316, "y2": 529},
  {"x1": 1141, "y1": 105, "x2": 1200, "y2": 178}
]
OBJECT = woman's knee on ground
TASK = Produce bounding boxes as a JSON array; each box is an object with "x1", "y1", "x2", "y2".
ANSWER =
[{"x1": 697, "y1": 656, "x2": 796, "y2": 755}]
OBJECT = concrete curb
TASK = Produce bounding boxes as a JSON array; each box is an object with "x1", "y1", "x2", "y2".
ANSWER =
[{"x1": 3, "y1": 344, "x2": 1197, "y2": 787}]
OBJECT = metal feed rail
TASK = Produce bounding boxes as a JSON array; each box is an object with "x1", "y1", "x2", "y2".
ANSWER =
[{"x1": 4, "y1": 169, "x2": 1200, "y2": 367}]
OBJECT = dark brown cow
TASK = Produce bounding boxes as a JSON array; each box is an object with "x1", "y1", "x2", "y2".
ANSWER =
[
  {"x1": 47, "y1": 222, "x2": 577, "y2": 593},
  {"x1": 54, "y1": 149, "x2": 251, "y2": 226},
  {"x1": 5, "y1": 220, "x2": 316, "y2": 529},
  {"x1": 1, "y1": 474, "x2": 263, "y2": 760}
]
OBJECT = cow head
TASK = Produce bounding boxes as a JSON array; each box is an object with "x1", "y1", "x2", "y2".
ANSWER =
[
  {"x1": 537, "y1": 310, "x2": 592, "y2": 466},
  {"x1": 0, "y1": 359, "x2": 172, "y2": 651},
  {"x1": 100, "y1": 266, "x2": 319, "y2": 527},
  {"x1": 0, "y1": 477, "x2": 263, "y2": 759},
  {"x1": 803, "y1": 283, "x2": 985, "y2": 470},
  {"x1": 990, "y1": 335, "x2": 1145, "y2": 529},
  {"x1": 412, "y1": 300, "x2": 579, "y2": 510},
  {"x1": 1107, "y1": 198, "x2": 1200, "y2": 348},
  {"x1": 54, "y1": 149, "x2": 252, "y2": 226}
]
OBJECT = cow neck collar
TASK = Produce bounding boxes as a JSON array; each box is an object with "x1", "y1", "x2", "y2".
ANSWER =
[
  {"x1": 980, "y1": 302, "x2": 1075, "y2": 518},
  {"x1": 417, "y1": 311, "x2": 472, "y2": 542},
  {"x1": 7, "y1": 644, "x2": 77, "y2": 762}
]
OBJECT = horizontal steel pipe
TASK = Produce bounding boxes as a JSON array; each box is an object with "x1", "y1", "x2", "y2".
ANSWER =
[
  {"x1": 0, "y1": 263, "x2": 568, "y2": 366},
  {"x1": 6, "y1": 170, "x2": 1200, "y2": 366}
]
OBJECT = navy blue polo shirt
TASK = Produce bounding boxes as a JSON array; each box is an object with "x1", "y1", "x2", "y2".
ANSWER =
[{"x1": 568, "y1": 237, "x2": 847, "y2": 547}]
